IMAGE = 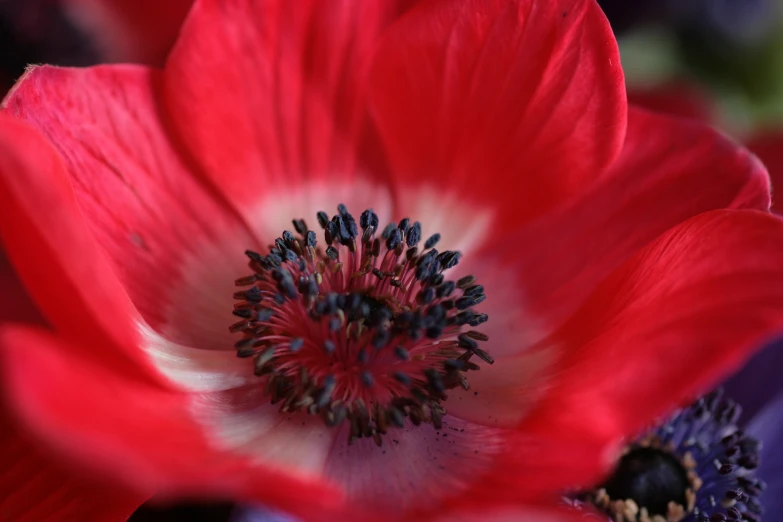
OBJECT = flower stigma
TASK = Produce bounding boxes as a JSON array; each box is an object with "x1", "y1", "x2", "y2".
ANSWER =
[
  {"x1": 230, "y1": 204, "x2": 492, "y2": 446},
  {"x1": 579, "y1": 390, "x2": 764, "y2": 522}
]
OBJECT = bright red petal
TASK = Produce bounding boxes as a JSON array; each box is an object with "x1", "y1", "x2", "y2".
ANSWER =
[
  {"x1": 0, "y1": 406, "x2": 143, "y2": 522},
  {"x1": 499, "y1": 106, "x2": 770, "y2": 335},
  {"x1": 525, "y1": 209, "x2": 783, "y2": 480},
  {"x1": 0, "y1": 325, "x2": 342, "y2": 520},
  {"x1": 64, "y1": 0, "x2": 193, "y2": 65},
  {"x1": 747, "y1": 129, "x2": 783, "y2": 214},
  {"x1": 0, "y1": 111, "x2": 159, "y2": 381},
  {"x1": 438, "y1": 108, "x2": 770, "y2": 437},
  {"x1": 369, "y1": 0, "x2": 626, "y2": 233},
  {"x1": 163, "y1": 0, "x2": 412, "y2": 224},
  {"x1": 2, "y1": 65, "x2": 257, "y2": 350}
]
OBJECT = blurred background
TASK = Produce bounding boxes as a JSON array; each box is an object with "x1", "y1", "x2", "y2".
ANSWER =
[
  {"x1": 1, "y1": 0, "x2": 782, "y2": 520},
  {"x1": 601, "y1": 0, "x2": 783, "y2": 135},
  {"x1": 5, "y1": 0, "x2": 783, "y2": 135}
]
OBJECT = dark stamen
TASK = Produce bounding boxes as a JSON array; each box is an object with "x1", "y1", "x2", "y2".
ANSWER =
[{"x1": 229, "y1": 204, "x2": 492, "y2": 445}]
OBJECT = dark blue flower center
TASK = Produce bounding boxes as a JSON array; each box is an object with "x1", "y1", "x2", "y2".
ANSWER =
[
  {"x1": 582, "y1": 390, "x2": 765, "y2": 522},
  {"x1": 229, "y1": 204, "x2": 491, "y2": 446},
  {"x1": 603, "y1": 447, "x2": 689, "y2": 517}
]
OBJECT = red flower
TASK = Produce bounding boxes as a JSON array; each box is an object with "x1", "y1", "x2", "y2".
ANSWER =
[{"x1": 1, "y1": 0, "x2": 782, "y2": 520}]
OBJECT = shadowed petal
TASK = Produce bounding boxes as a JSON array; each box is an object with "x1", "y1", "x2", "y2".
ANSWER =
[{"x1": 0, "y1": 405, "x2": 143, "y2": 522}]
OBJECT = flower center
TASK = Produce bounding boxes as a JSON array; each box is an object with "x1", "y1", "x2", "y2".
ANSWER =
[
  {"x1": 582, "y1": 391, "x2": 765, "y2": 522},
  {"x1": 230, "y1": 204, "x2": 492, "y2": 446},
  {"x1": 600, "y1": 444, "x2": 691, "y2": 519}
]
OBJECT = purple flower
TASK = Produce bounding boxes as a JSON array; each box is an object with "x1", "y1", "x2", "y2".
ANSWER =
[
  {"x1": 724, "y1": 336, "x2": 783, "y2": 518},
  {"x1": 569, "y1": 336, "x2": 783, "y2": 521}
]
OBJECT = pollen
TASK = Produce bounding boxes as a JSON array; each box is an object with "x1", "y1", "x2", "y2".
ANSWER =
[{"x1": 229, "y1": 204, "x2": 491, "y2": 446}]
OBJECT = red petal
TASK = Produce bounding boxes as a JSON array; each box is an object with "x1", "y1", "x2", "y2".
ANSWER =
[
  {"x1": 0, "y1": 406, "x2": 143, "y2": 522},
  {"x1": 0, "y1": 111, "x2": 157, "y2": 381},
  {"x1": 747, "y1": 129, "x2": 783, "y2": 214},
  {"x1": 64, "y1": 0, "x2": 193, "y2": 65},
  {"x1": 443, "y1": 107, "x2": 771, "y2": 434},
  {"x1": 163, "y1": 0, "x2": 411, "y2": 223},
  {"x1": 525, "y1": 209, "x2": 783, "y2": 477},
  {"x1": 432, "y1": 418, "x2": 616, "y2": 508},
  {"x1": 0, "y1": 325, "x2": 342, "y2": 519},
  {"x1": 504, "y1": 106, "x2": 770, "y2": 335},
  {"x1": 0, "y1": 251, "x2": 44, "y2": 326},
  {"x1": 2, "y1": 65, "x2": 256, "y2": 348},
  {"x1": 0, "y1": 323, "x2": 600, "y2": 519},
  {"x1": 369, "y1": 0, "x2": 626, "y2": 233}
]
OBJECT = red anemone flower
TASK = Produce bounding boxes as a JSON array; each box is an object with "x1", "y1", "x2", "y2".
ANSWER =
[{"x1": 1, "y1": 0, "x2": 783, "y2": 521}]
